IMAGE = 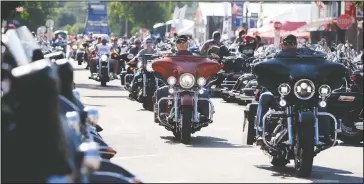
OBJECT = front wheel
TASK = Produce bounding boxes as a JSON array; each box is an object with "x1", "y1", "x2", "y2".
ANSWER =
[
  {"x1": 294, "y1": 112, "x2": 315, "y2": 178},
  {"x1": 179, "y1": 106, "x2": 193, "y2": 144}
]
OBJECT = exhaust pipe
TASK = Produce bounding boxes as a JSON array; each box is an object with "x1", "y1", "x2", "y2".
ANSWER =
[{"x1": 355, "y1": 122, "x2": 363, "y2": 130}]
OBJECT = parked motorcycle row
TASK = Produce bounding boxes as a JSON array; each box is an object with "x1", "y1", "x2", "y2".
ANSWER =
[{"x1": 2, "y1": 25, "x2": 144, "y2": 183}]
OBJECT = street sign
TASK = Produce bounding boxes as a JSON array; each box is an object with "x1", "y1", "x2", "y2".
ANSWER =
[
  {"x1": 337, "y1": 14, "x2": 353, "y2": 30},
  {"x1": 46, "y1": 19, "x2": 54, "y2": 28},
  {"x1": 235, "y1": 18, "x2": 241, "y2": 27},
  {"x1": 273, "y1": 21, "x2": 282, "y2": 30}
]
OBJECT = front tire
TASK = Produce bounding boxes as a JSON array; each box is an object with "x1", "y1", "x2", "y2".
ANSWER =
[
  {"x1": 294, "y1": 113, "x2": 315, "y2": 178},
  {"x1": 180, "y1": 106, "x2": 192, "y2": 144},
  {"x1": 101, "y1": 81, "x2": 107, "y2": 87}
]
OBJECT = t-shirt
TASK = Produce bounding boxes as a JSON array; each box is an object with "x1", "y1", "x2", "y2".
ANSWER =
[{"x1": 96, "y1": 43, "x2": 111, "y2": 55}]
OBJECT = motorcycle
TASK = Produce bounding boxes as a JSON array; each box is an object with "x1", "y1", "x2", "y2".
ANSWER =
[
  {"x1": 120, "y1": 53, "x2": 137, "y2": 88},
  {"x1": 243, "y1": 48, "x2": 345, "y2": 177},
  {"x1": 133, "y1": 54, "x2": 163, "y2": 111},
  {"x1": 92, "y1": 52, "x2": 114, "y2": 87},
  {"x1": 152, "y1": 55, "x2": 220, "y2": 144},
  {"x1": 2, "y1": 22, "x2": 142, "y2": 184},
  {"x1": 76, "y1": 44, "x2": 85, "y2": 65}
]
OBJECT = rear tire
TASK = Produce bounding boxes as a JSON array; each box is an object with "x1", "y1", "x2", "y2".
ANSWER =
[{"x1": 180, "y1": 106, "x2": 192, "y2": 144}]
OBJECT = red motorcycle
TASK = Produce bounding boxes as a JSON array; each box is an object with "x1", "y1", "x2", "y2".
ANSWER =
[{"x1": 152, "y1": 55, "x2": 220, "y2": 144}]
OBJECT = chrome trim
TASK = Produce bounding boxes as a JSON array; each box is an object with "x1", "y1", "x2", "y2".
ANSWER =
[
  {"x1": 293, "y1": 79, "x2": 315, "y2": 100},
  {"x1": 262, "y1": 110, "x2": 280, "y2": 152},
  {"x1": 193, "y1": 92, "x2": 199, "y2": 122},
  {"x1": 142, "y1": 73, "x2": 147, "y2": 96},
  {"x1": 238, "y1": 94, "x2": 255, "y2": 101},
  {"x1": 355, "y1": 122, "x2": 363, "y2": 130}
]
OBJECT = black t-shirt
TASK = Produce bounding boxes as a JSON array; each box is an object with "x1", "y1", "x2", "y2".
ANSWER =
[{"x1": 239, "y1": 43, "x2": 256, "y2": 57}]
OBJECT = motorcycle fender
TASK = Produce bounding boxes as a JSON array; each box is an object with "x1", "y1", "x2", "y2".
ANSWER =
[
  {"x1": 180, "y1": 94, "x2": 193, "y2": 106},
  {"x1": 95, "y1": 124, "x2": 103, "y2": 132},
  {"x1": 298, "y1": 111, "x2": 316, "y2": 123}
]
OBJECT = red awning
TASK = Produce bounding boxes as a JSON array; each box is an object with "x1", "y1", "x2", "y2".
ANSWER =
[{"x1": 257, "y1": 21, "x2": 307, "y2": 33}]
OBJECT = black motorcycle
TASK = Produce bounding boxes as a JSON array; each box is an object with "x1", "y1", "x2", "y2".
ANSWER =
[
  {"x1": 243, "y1": 48, "x2": 346, "y2": 177},
  {"x1": 132, "y1": 54, "x2": 162, "y2": 110},
  {"x1": 119, "y1": 53, "x2": 135, "y2": 87}
]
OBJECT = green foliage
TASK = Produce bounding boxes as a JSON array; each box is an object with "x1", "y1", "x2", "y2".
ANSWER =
[
  {"x1": 9, "y1": 2, "x2": 59, "y2": 31},
  {"x1": 61, "y1": 23, "x2": 85, "y2": 35},
  {"x1": 57, "y1": 12, "x2": 76, "y2": 28},
  {"x1": 353, "y1": 1, "x2": 364, "y2": 11},
  {"x1": 108, "y1": 1, "x2": 193, "y2": 32}
]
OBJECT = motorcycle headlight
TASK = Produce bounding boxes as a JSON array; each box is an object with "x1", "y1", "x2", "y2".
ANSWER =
[
  {"x1": 197, "y1": 77, "x2": 206, "y2": 86},
  {"x1": 318, "y1": 84, "x2": 331, "y2": 97},
  {"x1": 293, "y1": 79, "x2": 315, "y2": 100},
  {"x1": 167, "y1": 76, "x2": 177, "y2": 86},
  {"x1": 101, "y1": 55, "x2": 108, "y2": 62},
  {"x1": 72, "y1": 45, "x2": 78, "y2": 50},
  {"x1": 84, "y1": 107, "x2": 99, "y2": 125},
  {"x1": 278, "y1": 83, "x2": 291, "y2": 96},
  {"x1": 146, "y1": 62, "x2": 154, "y2": 72},
  {"x1": 137, "y1": 61, "x2": 142, "y2": 68},
  {"x1": 127, "y1": 54, "x2": 134, "y2": 59},
  {"x1": 65, "y1": 111, "x2": 80, "y2": 133},
  {"x1": 179, "y1": 73, "x2": 195, "y2": 89}
]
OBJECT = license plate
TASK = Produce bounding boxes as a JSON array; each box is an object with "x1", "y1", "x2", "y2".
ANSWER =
[{"x1": 338, "y1": 96, "x2": 355, "y2": 102}]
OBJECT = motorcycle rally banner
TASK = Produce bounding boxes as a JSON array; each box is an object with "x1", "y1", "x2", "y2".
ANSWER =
[{"x1": 83, "y1": 2, "x2": 111, "y2": 35}]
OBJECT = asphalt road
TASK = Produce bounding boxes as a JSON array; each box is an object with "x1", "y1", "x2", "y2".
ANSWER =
[{"x1": 73, "y1": 62, "x2": 363, "y2": 183}]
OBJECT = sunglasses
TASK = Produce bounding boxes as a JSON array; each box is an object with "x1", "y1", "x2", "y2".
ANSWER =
[
  {"x1": 146, "y1": 42, "x2": 152, "y2": 44},
  {"x1": 283, "y1": 41, "x2": 297, "y2": 46},
  {"x1": 135, "y1": 42, "x2": 141, "y2": 44}
]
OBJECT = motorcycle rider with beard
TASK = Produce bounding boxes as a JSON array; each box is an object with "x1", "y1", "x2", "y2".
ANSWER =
[
  {"x1": 155, "y1": 35, "x2": 210, "y2": 123},
  {"x1": 129, "y1": 39, "x2": 143, "y2": 56},
  {"x1": 254, "y1": 34, "x2": 333, "y2": 146},
  {"x1": 128, "y1": 38, "x2": 158, "y2": 99}
]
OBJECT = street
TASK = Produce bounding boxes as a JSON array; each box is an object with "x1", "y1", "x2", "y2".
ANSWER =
[{"x1": 73, "y1": 63, "x2": 363, "y2": 183}]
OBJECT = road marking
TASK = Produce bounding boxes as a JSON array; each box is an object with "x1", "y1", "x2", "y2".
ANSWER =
[{"x1": 112, "y1": 154, "x2": 160, "y2": 160}]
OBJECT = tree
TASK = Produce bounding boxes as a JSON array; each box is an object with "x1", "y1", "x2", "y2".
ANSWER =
[
  {"x1": 9, "y1": 2, "x2": 59, "y2": 31},
  {"x1": 57, "y1": 12, "x2": 76, "y2": 28},
  {"x1": 353, "y1": 1, "x2": 363, "y2": 11},
  {"x1": 108, "y1": 2, "x2": 171, "y2": 30}
]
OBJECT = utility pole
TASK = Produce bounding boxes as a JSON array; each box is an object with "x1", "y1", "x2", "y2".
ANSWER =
[{"x1": 125, "y1": 13, "x2": 128, "y2": 37}]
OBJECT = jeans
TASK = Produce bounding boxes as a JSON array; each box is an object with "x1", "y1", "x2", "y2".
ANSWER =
[
  {"x1": 256, "y1": 92, "x2": 330, "y2": 137},
  {"x1": 155, "y1": 86, "x2": 210, "y2": 117}
]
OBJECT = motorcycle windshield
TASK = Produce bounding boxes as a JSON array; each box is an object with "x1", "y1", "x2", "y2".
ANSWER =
[
  {"x1": 3, "y1": 30, "x2": 29, "y2": 66},
  {"x1": 253, "y1": 49, "x2": 347, "y2": 91},
  {"x1": 15, "y1": 26, "x2": 41, "y2": 62},
  {"x1": 152, "y1": 55, "x2": 220, "y2": 80}
]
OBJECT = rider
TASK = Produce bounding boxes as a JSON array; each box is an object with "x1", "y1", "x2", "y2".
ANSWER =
[
  {"x1": 111, "y1": 37, "x2": 120, "y2": 76},
  {"x1": 155, "y1": 35, "x2": 210, "y2": 123},
  {"x1": 89, "y1": 37, "x2": 118, "y2": 79},
  {"x1": 200, "y1": 31, "x2": 222, "y2": 56},
  {"x1": 129, "y1": 39, "x2": 143, "y2": 56},
  {"x1": 234, "y1": 29, "x2": 246, "y2": 44},
  {"x1": 128, "y1": 37, "x2": 158, "y2": 98},
  {"x1": 238, "y1": 35, "x2": 257, "y2": 58},
  {"x1": 254, "y1": 34, "x2": 332, "y2": 146}
]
